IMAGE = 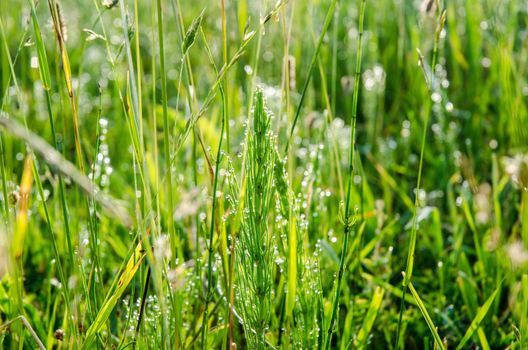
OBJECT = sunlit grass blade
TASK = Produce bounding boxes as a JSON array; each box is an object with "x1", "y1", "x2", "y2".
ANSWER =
[
  {"x1": 47, "y1": 0, "x2": 85, "y2": 171},
  {"x1": 12, "y1": 155, "x2": 32, "y2": 260}
]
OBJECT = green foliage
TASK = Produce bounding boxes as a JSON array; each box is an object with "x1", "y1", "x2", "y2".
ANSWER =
[{"x1": 0, "y1": 0, "x2": 527, "y2": 349}]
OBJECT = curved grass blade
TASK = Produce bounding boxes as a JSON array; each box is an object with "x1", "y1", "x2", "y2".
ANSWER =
[{"x1": 47, "y1": 0, "x2": 85, "y2": 172}]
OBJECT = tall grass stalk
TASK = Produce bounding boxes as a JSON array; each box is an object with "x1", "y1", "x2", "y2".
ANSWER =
[
  {"x1": 200, "y1": 25, "x2": 227, "y2": 349},
  {"x1": 285, "y1": 0, "x2": 338, "y2": 153},
  {"x1": 323, "y1": 0, "x2": 366, "y2": 348},
  {"x1": 150, "y1": 1, "x2": 173, "y2": 347},
  {"x1": 395, "y1": 6, "x2": 447, "y2": 349},
  {"x1": 47, "y1": 0, "x2": 85, "y2": 172},
  {"x1": 156, "y1": 0, "x2": 176, "y2": 269}
]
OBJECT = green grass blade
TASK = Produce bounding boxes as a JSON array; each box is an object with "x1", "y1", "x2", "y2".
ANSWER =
[
  {"x1": 354, "y1": 287, "x2": 385, "y2": 350},
  {"x1": 455, "y1": 282, "x2": 502, "y2": 350},
  {"x1": 408, "y1": 282, "x2": 446, "y2": 350},
  {"x1": 286, "y1": 215, "x2": 297, "y2": 318}
]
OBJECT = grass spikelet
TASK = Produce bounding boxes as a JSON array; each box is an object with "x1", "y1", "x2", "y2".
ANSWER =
[
  {"x1": 54, "y1": 1, "x2": 67, "y2": 42},
  {"x1": 182, "y1": 9, "x2": 205, "y2": 55}
]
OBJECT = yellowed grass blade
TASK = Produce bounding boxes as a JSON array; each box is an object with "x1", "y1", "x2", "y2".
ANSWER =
[{"x1": 83, "y1": 241, "x2": 146, "y2": 346}]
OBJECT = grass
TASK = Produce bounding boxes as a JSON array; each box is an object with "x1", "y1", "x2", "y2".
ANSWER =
[{"x1": 0, "y1": 0, "x2": 528, "y2": 349}]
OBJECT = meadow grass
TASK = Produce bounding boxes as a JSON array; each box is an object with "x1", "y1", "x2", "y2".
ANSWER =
[{"x1": 0, "y1": 0, "x2": 528, "y2": 349}]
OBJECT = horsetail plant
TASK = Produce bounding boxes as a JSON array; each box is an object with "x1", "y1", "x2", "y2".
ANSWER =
[
  {"x1": 236, "y1": 89, "x2": 275, "y2": 349},
  {"x1": 273, "y1": 148, "x2": 322, "y2": 348}
]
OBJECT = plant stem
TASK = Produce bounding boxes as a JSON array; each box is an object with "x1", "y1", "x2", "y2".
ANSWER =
[
  {"x1": 394, "y1": 6, "x2": 446, "y2": 350},
  {"x1": 200, "y1": 27, "x2": 227, "y2": 350},
  {"x1": 284, "y1": 0, "x2": 339, "y2": 154},
  {"x1": 323, "y1": 0, "x2": 366, "y2": 348}
]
